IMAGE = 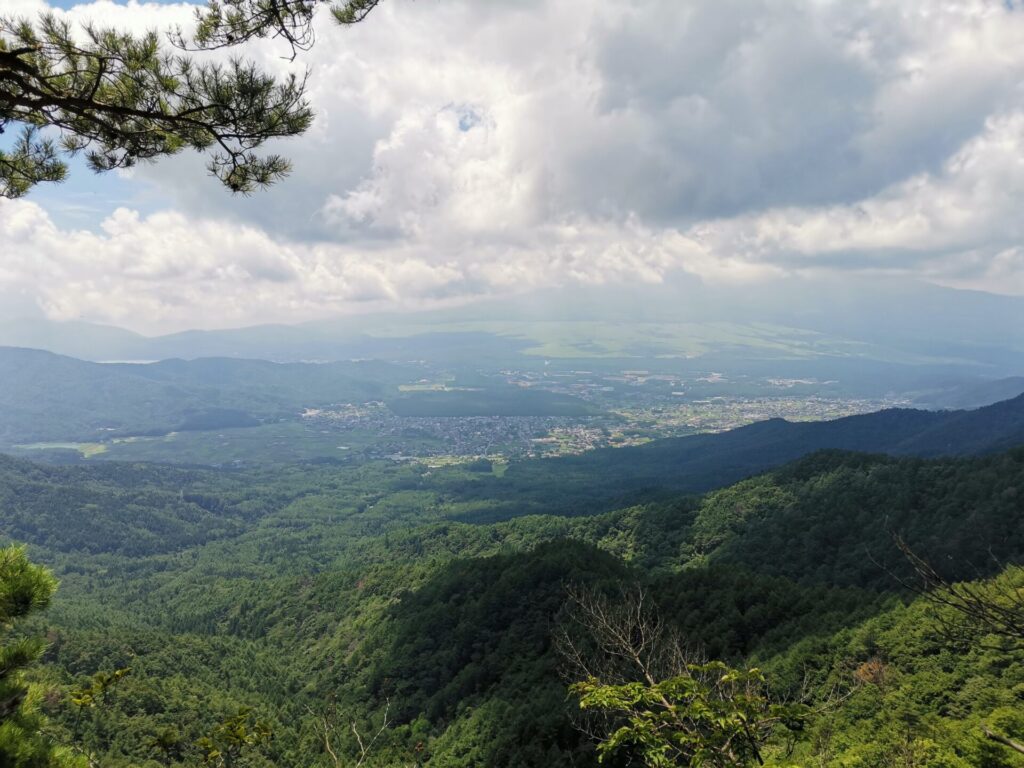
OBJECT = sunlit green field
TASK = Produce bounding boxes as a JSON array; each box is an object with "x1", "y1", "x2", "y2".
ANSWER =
[
  {"x1": 14, "y1": 441, "x2": 108, "y2": 457},
  {"x1": 362, "y1": 318, "x2": 965, "y2": 363}
]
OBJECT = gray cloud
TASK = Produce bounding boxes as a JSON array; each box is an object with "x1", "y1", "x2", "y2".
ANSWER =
[{"x1": 568, "y1": 0, "x2": 1019, "y2": 221}]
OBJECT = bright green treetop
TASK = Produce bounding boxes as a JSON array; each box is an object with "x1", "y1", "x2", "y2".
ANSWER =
[{"x1": 572, "y1": 662, "x2": 806, "y2": 768}]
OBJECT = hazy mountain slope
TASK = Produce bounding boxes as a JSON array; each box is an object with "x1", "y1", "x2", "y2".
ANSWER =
[
  {"x1": 0, "y1": 347, "x2": 412, "y2": 444},
  {"x1": 0, "y1": 347, "x2": 204, "y2": 444},
  {"x1": 0, "y1": 319, "x2": 148, "y2": 361},
  {"x1": 913, "y1": 376, "x2": 1024, "y2": 409},
  {"x1": 111, "y1": 356, "x2": 405, "y2": 406}
]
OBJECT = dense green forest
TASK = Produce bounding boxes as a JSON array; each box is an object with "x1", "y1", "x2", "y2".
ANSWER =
[{"x1": 1, "y1": 438, "x2": 1023, "y2": 766}]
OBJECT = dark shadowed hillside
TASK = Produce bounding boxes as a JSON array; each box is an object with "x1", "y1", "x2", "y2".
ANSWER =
[{"x1": 492, "y1": 393, "x2": 1024, "y2": 509}]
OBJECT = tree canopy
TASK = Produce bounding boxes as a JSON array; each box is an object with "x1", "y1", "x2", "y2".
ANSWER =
[
  {"x1": 0, "y1": 0, "x2": 379, "y2": 196},
  {"x1": 0, "y1": 546, "x2": 79, "y2": 767}
]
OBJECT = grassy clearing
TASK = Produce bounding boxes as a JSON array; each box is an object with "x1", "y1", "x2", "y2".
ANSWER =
[{"x1": 13, "y1": 442, "x2": 107, "y2": 457}]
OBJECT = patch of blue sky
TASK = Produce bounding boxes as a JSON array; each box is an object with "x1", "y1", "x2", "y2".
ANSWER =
[
  {"x1": 6, "y1": 0, "x2": 194, "y2": 225},
  {"x1": 457, "y1": 109, "x2": 482, "y2": 132},
  {"x1": 28, "y1": 161, "x2": 157, "y2": 230},
  {"x1": 440, "y1": 103, "x2": 484, "y2": 133},
  {"x1": 1, "y1": 126, "x2": 171, "y2": 228}
]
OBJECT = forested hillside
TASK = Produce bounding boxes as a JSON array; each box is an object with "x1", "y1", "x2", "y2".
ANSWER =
[
  {"x1": 1, "y1": 444, "x2": 1023, "y2": 766},
  {"x1": 0, "y1": 348, "x2": 411, "y2": 444}
]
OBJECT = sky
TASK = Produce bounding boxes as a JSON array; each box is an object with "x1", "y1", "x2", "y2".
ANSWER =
[{"x1": 3, "y1": 0, "x2": 1024, "y2": 333}]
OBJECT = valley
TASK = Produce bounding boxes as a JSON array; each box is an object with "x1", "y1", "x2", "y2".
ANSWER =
[
  {"x1": 1, "y1": 333, "x2": 1022, "y2": 768},
  {"x1": 9, "y1": 389, "x2": 901, "y2": 467},
  {"x1": 4, "y1": 422, "x2": 1023, "y2": 766},
  {"x1": 0, "y1": 347, "x2": 907, "y2": 467}
]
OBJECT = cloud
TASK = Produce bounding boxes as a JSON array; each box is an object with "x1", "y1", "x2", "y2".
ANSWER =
[
  {"x1": 122, "y1": 0, "x2": 1024, "y2": 232},
  {"x1": 0, "y1": 199, "x2": 722, "y2": 333},
  {"x1": 689, "y1": 112, "x2": 1024, "y2": 288},
  {"x1": 4, "y1": 0, "x2": 1024, "y2": 330}
]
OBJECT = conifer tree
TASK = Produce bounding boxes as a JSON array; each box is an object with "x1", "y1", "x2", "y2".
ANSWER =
[
  {"x1": 0, "y1": 0, "x2": 379, "y2": 196},
  {"x1": 0, "y1": 545, "x2": 78, "y2": 768}
]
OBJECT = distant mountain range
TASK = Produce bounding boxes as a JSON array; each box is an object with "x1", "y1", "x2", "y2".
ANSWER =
[
  {"x1": 3, "y1": 278, "x2": 1024, "y2": 391},
  {"x1": 913, "y1": 376, "x2": 1024, "y2": 410}
]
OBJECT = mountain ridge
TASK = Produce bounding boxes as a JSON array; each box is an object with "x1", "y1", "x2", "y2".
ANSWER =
[{"x1": 494, "y1": 392, "x2": 1024, "y2": 510}]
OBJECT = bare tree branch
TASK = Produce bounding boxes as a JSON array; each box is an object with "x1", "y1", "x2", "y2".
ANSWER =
[
  {"x1": 889, "y1": 533, "x2": 1024, "y2": 649},
  {"x1": 983, "y1": 725, "x2": 1024, "y2": 757},
  {"x1": 306, "y1": 699, "x2": 392, "y2": 768}
]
